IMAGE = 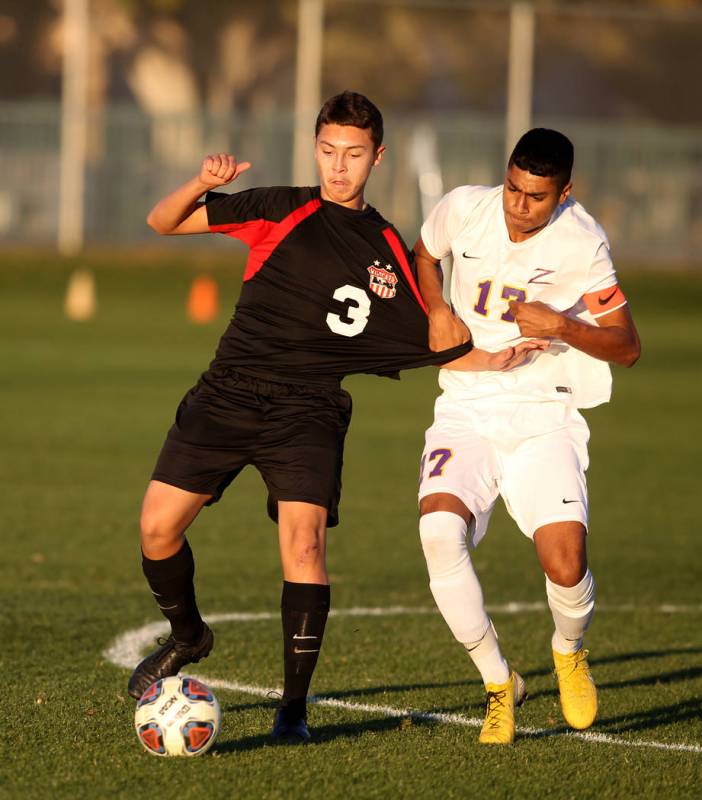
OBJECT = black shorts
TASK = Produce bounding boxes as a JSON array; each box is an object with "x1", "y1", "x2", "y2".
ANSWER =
[{"x1": 151, "y1": 368, "x2": 353, "y2": 527}]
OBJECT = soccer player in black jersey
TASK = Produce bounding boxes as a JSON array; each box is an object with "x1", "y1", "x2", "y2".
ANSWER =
[{"x1": 129, "y1": 91, "x2": 542, "y2": 741}]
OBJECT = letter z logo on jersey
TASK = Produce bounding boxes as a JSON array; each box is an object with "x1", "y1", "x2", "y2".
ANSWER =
[
  {"x1": 528, "y1": 268, "x2": 555, "y2": 285},
  {"x1": 367, "y1": 260, "x2": 398, "y2": 299}
]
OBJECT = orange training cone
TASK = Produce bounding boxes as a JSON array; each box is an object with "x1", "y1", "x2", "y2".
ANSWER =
[
  {"x1": 64, "y1": 268, "x2": 97, "y2": 321},
  {"x1": 187, "y1": 274, "x2": 219, "y2": 324}
]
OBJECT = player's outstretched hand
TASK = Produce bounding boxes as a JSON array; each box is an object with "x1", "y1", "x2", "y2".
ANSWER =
[
  {"x1": 199, "y1": 154, "x2": 251, "y2": 188},
  {"x1": 487, "y1": 338, "x2": 550, "y2": 371},
  {"x1": 440, "y1": 338, "x2": 548, "y2": 371},
  {"x1": 428, "y1": 306, "x2": 472, "y2": 351}
]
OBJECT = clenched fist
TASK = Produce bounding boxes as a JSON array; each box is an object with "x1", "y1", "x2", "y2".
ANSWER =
[
  {"x1": 508, "y1": 300, "x2": 564, "y2": 338},
  {"x1": 428, "y1": 305, "x2": 472, "y2": 352}
]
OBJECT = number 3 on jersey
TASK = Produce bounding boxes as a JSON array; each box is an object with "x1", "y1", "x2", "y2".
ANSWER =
[{"x1": 326, "y1": 285, "x2": 371, "y2": 337}]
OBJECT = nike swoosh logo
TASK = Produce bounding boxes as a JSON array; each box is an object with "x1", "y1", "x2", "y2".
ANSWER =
[
  {"x1": 293, "y1": 647, "x2": 320, "y2": 654},
  {"x1": 292, "y1": 635, "x2": 318, "y2": 640},
  {"x1": 562, "y1": 499, "x2": 581, "y2": 504},
  {"x1": 598, "y1": 289, "x2": 617, "y2": 305},
  {"x1": 462, "y1": 252, "x2": 480, "y2": 259}
]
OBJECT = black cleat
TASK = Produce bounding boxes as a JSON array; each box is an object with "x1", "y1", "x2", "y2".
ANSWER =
[
  {"x1": 127, "y1": 623, "x2": 214, "y2": 700},
  {"x1": 271, "y1": 706, "x2": 311, "y2": 743}
]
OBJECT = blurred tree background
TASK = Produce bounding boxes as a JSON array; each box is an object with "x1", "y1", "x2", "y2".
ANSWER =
[
  {"x1": 1, "y1": 0, "x2": 700, "y2": 124},
  {"x1": 1, "y1": 1, "x2": 700, "y2": 258}
]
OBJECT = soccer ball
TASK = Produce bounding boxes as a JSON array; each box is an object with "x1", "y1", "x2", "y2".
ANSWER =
[{"x1": 134, "y1": 675, "x2": 221, "y2": 757}]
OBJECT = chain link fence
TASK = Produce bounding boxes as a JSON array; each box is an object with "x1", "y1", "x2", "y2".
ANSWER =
[{"x1": 2, "y1": 100, "x2": 701, "y2": 265}]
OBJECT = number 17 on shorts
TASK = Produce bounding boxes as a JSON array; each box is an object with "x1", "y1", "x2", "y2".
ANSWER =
[{"x1": 419, "y1": 448, "x2": 453, "y2": 487}]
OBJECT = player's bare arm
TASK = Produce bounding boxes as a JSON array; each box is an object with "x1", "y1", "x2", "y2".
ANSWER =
[
  {"x1": 414, "y1": 236, "x2": 471, "y2": 351},
  {"x1": 146, "y1": 154, "x2": 252, "y2": 235},
  {"x1": 443, "y1": 338, "x2": 550, "y2": 372},
  {"x1": 508, "y1": 297, "x2": 641, "y2": 367}
]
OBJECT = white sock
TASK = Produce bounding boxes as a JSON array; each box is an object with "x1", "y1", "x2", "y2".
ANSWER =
[
  {"x1": 420, "y1": 511, "x2": 510, "y2": 686},
  {"x1": 465, "y1": 622, "x2": 511, "y2": 687},
  {"x1": 546, "y1": 569, "x2": 596, "y2": 654}
]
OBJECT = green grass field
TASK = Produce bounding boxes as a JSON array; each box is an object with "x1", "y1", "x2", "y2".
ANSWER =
[{"x1": 2, "y1": 254, "x2": 700, "y2": 799}]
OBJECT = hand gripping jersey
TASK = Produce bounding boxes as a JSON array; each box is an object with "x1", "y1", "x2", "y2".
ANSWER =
[
  {"x1": 206, "y1": 186, "x2": 470, "y2": 384},
  {"x1": 421, "y1": 186, "x2": 627, "y2": 408}
]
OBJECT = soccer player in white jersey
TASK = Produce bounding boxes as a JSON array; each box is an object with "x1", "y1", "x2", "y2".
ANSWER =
[{"x1": 414, "y1": 128, "x2": 641, "y2": 745}]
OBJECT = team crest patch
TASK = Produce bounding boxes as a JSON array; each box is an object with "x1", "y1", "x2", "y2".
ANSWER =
[{"x1": 367, "y1": 260, "x2": 398, "y2": 299}]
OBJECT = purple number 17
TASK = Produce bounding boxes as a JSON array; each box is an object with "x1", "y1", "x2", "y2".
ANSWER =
[
  {"x1": 419, "y1": 449, "x2": 452, "y2": 485},
  {"x1": 473, "y1": 280, "x2": 526, "y2": 321}
]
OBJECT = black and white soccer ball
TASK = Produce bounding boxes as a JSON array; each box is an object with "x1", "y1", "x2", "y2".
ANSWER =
[{"x1": 134, "y1": 676, "x2": 221, "y2": 757}]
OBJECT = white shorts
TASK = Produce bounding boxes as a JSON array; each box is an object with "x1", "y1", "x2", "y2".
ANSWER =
[{"x1": 418, "y1": 395, "x2": 590, "y2": 546}]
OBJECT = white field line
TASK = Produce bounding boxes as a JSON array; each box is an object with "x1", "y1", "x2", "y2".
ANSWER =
[
  {"x1": 103, "y1": 605, "x2": 702, "y2": 756},
  {"x1": 103, "y1": 602, "x2": 702, "y2": 669},
  {"x1": 197, "y1": 676, "x2": 702, "y2": 755}
]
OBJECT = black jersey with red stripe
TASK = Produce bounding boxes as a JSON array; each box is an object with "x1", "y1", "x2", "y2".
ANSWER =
[{"x1": 205, "y1": 186, "x2": 470, "y2": 384}]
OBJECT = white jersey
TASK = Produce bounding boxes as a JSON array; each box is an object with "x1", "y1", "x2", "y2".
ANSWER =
[{"x1": 421, "y1": 185, "x2": 624, "y2": 408}]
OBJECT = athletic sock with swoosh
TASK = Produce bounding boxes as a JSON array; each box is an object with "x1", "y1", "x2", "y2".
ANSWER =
[
  {"x1": 281, "y1": 581, "x2": 331, "y2": 715},
  {"x1": 141, "y1": 539, "x2": 205, "y2": 644}
]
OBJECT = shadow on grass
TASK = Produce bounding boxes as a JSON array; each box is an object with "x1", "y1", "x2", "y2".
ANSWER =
[
  {"x1": 518, "y1": 646, "x2": 702, "y2": 739},
  {"x1": 524, "y1": 643, "x2": 702, "y2": 676},
  {"x1": 595, "y1": 697, "x2": 702, "y2": 734},
  {"x1": 213, "y1": 714, "x2": 433, "y2": 754},
  {"x1": 312, "y1": 678, "x2": 479, "y2": 701},
  {"x1": 222, "y1": 680, "x2": 483, "y2": 711},
  {"x1": 310, "y1": 646, "x2": 702, "y2": 710},
  {"x1": 221, "y1": 679, "x2": 480, "y2": 715},
  {"x1": 598, "y1": 664, "x2": 702, "y2": 690},
  {"x1": 521, "y1": 644, "x2": 702, "y2": 701},
  {"x1": 216, "y1": 645, "x2": 702, "y2": 747}
]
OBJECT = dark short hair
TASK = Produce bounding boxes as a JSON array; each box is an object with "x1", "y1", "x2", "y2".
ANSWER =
[
  {"x1": 315, "y1": 91, "x2": 384, "y2": 150},
  {"x1": 508, "y1": 128, "x2": 574, "y2": 189}
]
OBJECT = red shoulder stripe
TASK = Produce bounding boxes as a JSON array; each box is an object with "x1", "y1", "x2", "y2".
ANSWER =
[
  {"x1": 245, "y1": 198, "x2": 321, "y2": 281},
  {"x1": 208, "y1": 218, "x2": 273, "y2": 249},
  {"x1": 382, "y1": 227, "x2": 428, "y2": 314},
  {"x1": 210, "y1": 198, "x2": 322, "y2": 282}
]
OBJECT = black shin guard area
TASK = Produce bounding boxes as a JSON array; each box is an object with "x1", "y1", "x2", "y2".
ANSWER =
[
  {"x1": 142, "y1": 540, "x2": 204, "y2": 644},
  {"x1": 281, "y1": 581, "x2": 331, "y2": 715}
]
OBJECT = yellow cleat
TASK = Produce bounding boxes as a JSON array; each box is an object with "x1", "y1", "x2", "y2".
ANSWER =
[
  {"x1": 478, "y1": 671, "x2": 526, "y2": 745},
  {"x1": 553, "y1": 648, "x2": 598, "y2": 730}
]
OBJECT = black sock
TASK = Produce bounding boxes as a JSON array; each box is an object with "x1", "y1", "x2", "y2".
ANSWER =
[
  {"x1": 281, "y1": 581, "x2": 330, "y2": 717},
  {"x1": 142, "y1": 539, "x2": 204, "y2": 644}
]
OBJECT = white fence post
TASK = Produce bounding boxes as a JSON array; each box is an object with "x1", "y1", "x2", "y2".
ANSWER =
[
  {"x1": 58, "y1": 0, "x2": 89, "y2": 255},
  {"x1": 293, "y1": 0, "x2": 324, "y2": 187},
  {"x1": 505, "y1": 1, "x2": 535, "y2": 163}
]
